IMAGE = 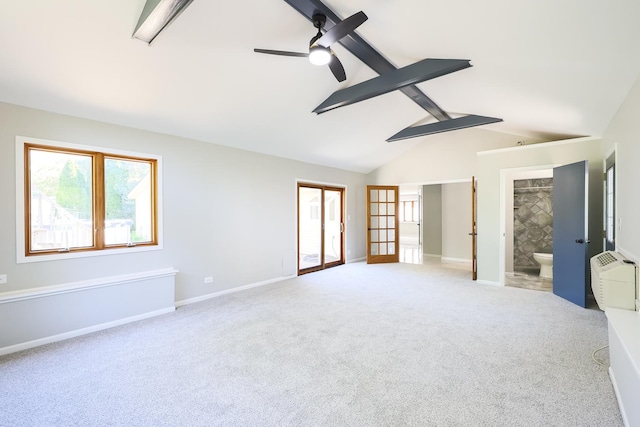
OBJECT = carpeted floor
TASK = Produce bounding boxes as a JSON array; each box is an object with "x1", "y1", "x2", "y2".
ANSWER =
[{"x1": 0, "y1": 261, "x2": 622, "y2": 426}]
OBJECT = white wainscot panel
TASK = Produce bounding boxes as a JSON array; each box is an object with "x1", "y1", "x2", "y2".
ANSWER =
[{"x1": 0, "y1": 268, "x2": 177, "y2": 355}]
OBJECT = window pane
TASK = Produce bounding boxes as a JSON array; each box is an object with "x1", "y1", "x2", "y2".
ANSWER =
[
  {"x1": 606, "y1": 166, "x2": 615, "y2": 244},
  {"x1": 388, "y1": 229, "x2": 396, "y2": 242},
  {"x1": 104, "y1": 158, "x2": 153, "y2": 245},
  {"x1": 324, "y1": 190, "x2": 342, "y2": 264},
  {"x1": 371, "y1": 243, "x2": 378, "y2": 255},
  {"x1": 299, "y1": 187, "x2": 322, "y2": 269},
  {"x1": 29, "y1": 149, "x2": 93, "y2": 251},
  {"x1": 388, "y1": 202, "x2": 396, "y2": 217},
  {"x1": 387, "y1": 190, "x2": 395, "y2": 202}
]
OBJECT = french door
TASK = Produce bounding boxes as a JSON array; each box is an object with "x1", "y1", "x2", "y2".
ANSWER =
[
  {"x1": 298, "y1": 183, "x2": 345, "y2": 274},
  {"x1": 367, "y1": 185, "x2": 399, "y2": 264}
]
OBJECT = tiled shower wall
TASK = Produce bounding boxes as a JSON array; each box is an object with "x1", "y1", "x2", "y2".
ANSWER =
[{"x1": 514, "y1": 178, "x2": 553, "y2": 271}]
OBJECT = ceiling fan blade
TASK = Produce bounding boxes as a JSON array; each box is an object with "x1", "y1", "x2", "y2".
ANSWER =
[
  {"x1": 254, "y1": 48, "x2": 308, "y2": 58},
  {"x1": 328, "y1": 54, "x2": 346, "y2": 82},
  {"x1": 317, "y1": 11, "x2": 367, "y2": 48}
]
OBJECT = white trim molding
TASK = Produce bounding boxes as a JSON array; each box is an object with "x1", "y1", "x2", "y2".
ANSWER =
[
  {"x1": 175, "y1": 274, "x2": 296, "y2": 307},
  {"x1": 0, "y1": 268, "x2": 178, "y2": 303}
]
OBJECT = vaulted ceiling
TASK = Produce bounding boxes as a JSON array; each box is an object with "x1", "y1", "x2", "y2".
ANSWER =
[{"x1": 1, "y1": 1, "x2": 639, "y2": 173}]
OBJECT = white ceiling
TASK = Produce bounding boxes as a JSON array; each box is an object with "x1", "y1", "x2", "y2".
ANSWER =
[{"x1": 1, "y1": 1, "x2": 639, "y2": 173}]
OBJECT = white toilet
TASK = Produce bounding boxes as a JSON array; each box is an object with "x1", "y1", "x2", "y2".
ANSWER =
[{"x1": 533, "y1": 253, "x2": 553, "y2": 279}]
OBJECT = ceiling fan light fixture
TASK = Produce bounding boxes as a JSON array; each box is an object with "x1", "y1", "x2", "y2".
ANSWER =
[
  {"x1": 308, "y1": 46, "x2": 331, "y2": 65},
  {"x1": 133, "y1": 0, "x2": 195, "y2": 44}
]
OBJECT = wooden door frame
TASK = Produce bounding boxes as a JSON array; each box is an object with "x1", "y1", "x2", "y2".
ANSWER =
[
  {"x1": 297, "y1": 183, "x2": 345, "y2": 275},
  {"x1": 471, "y1": 177, "x2": 477, "y2": 280},
  {"x1": 366, "y1": 185, "x2": 400, "y2": 264}
]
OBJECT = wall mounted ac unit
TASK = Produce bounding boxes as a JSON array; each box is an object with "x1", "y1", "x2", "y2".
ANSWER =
[{"x1": 590, "y1": 251, "x2": 637, "y2": 311}]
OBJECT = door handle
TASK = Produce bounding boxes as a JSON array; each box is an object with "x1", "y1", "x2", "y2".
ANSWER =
[{"x1": 575, "y1": 239, "x2": 591, "y2": 244}]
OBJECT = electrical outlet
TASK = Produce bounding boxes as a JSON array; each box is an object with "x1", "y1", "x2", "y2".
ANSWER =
[
  {"x1": 0, "y1": 274, "x2": 7, "y2": 284},
  {"x1": 204, "y1": 276, "x2": 213, "y2": 284}
]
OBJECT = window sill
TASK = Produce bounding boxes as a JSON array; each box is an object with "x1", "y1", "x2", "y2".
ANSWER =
[{"x1": 17, "y1": 244, "x2": 163, "y2": 264}]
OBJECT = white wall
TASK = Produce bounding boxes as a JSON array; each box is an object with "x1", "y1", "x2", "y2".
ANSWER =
[
  {"x1": 602, "y1": 75, "x2": 640, "y2": 263},
  {"x1": 0, "y1": 102, "x2": 367, "y2": 303},
  {"x1": 368, "y1": 128, "x2": 534, "y2": 184},
  {"x1": 442, "y1": 183, "x2": 472, "y2": 262},
  {"x1": 422, "y1": 185, "x2": 442, "y2": 256},
  {"x1": 367, "y1": 128, "x2": 538, "y2": 264},
  {"x1": 476, "y1": 138, "x2": 603, "y2": 285}
]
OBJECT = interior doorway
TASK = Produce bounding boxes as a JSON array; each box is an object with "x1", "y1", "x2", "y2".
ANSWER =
[
  {"x1": 501, "y1": 166, "x2": 555, "y2": 292},
  {"x1": 297, "y1": 183, "x2": 345, "y2": 275},
  {"x1": 366, "y1": 185, "x2": 400, "y2": 264},
  {"x1": 398, "y1": 185, "x2": 423, "y2": 264}
]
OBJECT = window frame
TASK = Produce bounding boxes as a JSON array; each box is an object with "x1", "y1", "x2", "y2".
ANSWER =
[
  {"x1": 605, "y1": 162, "x2": 615, "y2": 251},
  {"x1": 16, "y1": 136, "x2": 163, "y2": 263},
  {"x1": 400, "y1": 200, "x2": 419, "y2": 223}
]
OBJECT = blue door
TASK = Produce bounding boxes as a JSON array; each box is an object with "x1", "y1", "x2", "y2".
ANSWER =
[{"x1": 553, "y1": 161, "x2": 589, "y2": 307}]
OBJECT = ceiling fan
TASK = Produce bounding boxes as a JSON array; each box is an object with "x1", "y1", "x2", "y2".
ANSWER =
[{"x1": 254, "y1": 11, "x2": 367, "y2": 82}]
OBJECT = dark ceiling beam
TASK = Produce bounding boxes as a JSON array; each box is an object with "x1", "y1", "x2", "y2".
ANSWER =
[
  {"x1": 284, "y1": 0, "x2": 452, "y2": 121},
  {"x1": 313, "y1": 59, "x2": 471, "y2": 114},
  {"x1": 386, "y1": 115, "x2": 504, "y2": 142}
]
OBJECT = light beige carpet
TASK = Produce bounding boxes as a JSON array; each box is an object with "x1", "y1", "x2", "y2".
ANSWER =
[{"x1": 0, "y1": 261, "x2": 622, "y2": 426}]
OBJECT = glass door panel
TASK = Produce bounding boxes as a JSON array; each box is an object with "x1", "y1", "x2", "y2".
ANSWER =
[
  {"x1": 298, "y1": 184, "x2": 345, "y2": 274},
  {"x1": 324, "y1": 189, "x2": 343, "y2": 265},
  {"x1": 298, "y1": 186, "x2": 322, "y2": 270}
]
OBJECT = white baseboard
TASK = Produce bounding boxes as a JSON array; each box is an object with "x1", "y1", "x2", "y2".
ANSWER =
[
  {"x1": 347, "y1": 257, "x2": 366, "y2": 263},
  {"x1": 423, "y1": 254, "x2": 442, "y2": 259},
  {"x1": 0, "y1": 307, "x2": 174, "y2": 357},
  {"x1": 476, "y1": 280, "x2": 501, "y2": 286},
  {"x1": 441, "y1": 257, "x2": 472, "y2": 264},
  {"x1": 175, "y1": 275, "x2": 296, "y2": 307}
]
